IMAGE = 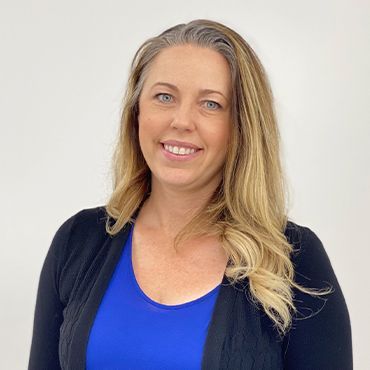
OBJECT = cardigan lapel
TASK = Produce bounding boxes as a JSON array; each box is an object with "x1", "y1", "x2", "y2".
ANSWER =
[
  {"x1": 67, "y1": 222, "x2": 132, "y2": 370},
  {"x1": 201, "y1": 274, "x2": 239, "y2": 369}
]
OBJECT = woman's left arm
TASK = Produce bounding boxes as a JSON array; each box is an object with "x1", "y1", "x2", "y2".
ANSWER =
[{"x1": 282, "y1": 226, "x2": 353, "y2": 370}]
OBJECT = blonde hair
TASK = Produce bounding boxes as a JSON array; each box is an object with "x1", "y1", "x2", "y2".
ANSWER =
[{"x1": 105, "y1": 19, "x2": 332, "y2": 336}]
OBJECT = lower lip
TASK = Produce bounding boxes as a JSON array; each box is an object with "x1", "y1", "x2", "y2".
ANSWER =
[{"x1": 160, "y1": 143, "x2": 203, "y2": 161}]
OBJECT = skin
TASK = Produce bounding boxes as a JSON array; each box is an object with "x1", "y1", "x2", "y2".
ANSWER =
[{"x1": 137, "y1": 44, "x2": 233, "y2": 245}]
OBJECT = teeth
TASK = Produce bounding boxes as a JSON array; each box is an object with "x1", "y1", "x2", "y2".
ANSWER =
[{"x1": 164, "y1": 144, "x2": 197, "y2": 155}]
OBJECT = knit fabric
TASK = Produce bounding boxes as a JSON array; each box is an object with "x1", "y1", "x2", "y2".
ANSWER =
[{"x1": 28, "y1": 206, "x2": 353, "y2": 370}]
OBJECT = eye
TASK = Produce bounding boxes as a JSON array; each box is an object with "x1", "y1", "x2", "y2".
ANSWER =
[
  {"x1": 204, "y1": 100, "x2": 222, "y2": 110},
  {"x1": 155, "y1": 93, "x2": 173, "y2": 103}
]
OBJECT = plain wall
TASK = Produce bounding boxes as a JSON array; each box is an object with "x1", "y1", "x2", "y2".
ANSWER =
[{"x1": 1, "y1": 0, "x2": 369, "y2": 368}]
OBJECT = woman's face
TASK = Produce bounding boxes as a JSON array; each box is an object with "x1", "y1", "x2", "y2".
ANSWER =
[{"x1": 138, "y1": 44, "x2": 232, "y2": 194}]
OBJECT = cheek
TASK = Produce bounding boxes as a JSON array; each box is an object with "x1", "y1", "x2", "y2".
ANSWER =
[
  {"x1": 215, "y1": 127, "x2": 231, "y2": 164},
  {"x1": 138, "y1": 115, "x2": 154, "y2": 141},
  {"x1": 206, "y1": 122, "x2": 231, "y2": 152},
  {"x1": 138, "y1": 115, "x2": 163, "y2": 155},
  {"x1": 141, "y1": 109, "x2": 172, "y2": 141}
]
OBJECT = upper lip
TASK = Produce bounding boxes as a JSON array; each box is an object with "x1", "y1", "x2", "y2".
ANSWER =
[{"x1": 160, "y1": 140, "x2": 202, "y2": 150}]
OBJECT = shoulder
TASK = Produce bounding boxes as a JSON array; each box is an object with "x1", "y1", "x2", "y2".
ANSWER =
[
  {"x1": 46, "y1": 206, "x2": 108, "y2": 278},
  {"x1": 284, "y1": 220, "x2": 337, "y2": 288},
  {"x1": 49, "y1": 205, "x2": 108, "y2": 253},
  {"x1": 44, "y1": 205, "x2": 113, "y2": 305},
  {"x1": 54, "y1": 205, "x2": 108, "y2": 238},
  {"x1": 50, "y1": 204, "x2": 109, "y2": 261}
]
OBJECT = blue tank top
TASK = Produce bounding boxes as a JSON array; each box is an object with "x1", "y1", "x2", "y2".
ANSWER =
[{"x1": 86, "y1": 223, "x2": 222, "y2": 370}]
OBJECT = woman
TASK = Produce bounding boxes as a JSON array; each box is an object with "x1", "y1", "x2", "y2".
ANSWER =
[{"x1": 28, "y1": 19, "x2": 352, "y2": 369}]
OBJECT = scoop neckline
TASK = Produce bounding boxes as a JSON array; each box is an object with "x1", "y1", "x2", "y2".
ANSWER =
[{"x1": 127, "y1": 223, "x2": 221, "y2": 310}]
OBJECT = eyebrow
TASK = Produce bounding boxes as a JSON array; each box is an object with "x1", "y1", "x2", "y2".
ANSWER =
[{"x1": 150, "y1": 82, "x2": 229, "y2": 101}]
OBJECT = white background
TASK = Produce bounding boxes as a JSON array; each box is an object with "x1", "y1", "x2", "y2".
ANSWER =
[{"x1": 1, "y1": 0, "x2": 369, "y2": 369}]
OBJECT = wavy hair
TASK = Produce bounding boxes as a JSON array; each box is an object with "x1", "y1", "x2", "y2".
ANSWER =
[{"x1": 105, "y1": 19, "x2": 332, "y2": 336}]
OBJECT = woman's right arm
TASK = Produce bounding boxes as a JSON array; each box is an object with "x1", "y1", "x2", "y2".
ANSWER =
[{"x1": 28, "y1": 215, "x2": 75, "y2": 370}]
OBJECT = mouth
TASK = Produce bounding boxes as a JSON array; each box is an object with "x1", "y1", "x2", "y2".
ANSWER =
[
  {"x1": 161, "y1": 142, "x2": 201, "y2": 155},
  {"x1": 160, "y1": 142, "x2": 203, "y2": 161}
]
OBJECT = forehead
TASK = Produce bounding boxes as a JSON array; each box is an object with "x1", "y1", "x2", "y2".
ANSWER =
[{"x1": 143, "y1": 44, "x2": 232, "y2": 94}]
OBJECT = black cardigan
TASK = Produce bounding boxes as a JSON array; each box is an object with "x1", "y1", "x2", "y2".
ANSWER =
[{"x1": 28, "y1": 206, "x2": 353, "y2": 370}]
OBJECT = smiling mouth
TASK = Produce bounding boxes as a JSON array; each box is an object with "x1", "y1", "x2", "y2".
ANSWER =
[{"x1": 161, "y1": 143, "x2": 202, "y2": 156}]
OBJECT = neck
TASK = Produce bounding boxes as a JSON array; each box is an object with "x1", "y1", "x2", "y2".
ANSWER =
[{"x1": 136, "y1": 177, "x2": 220, "y2": 238}]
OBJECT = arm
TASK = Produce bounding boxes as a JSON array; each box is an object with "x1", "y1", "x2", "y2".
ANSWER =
[
  {"x1": 283, "y1": 226, "x2": 353, "y2": 370},
  {"x1": 28, "y1": 215, "x2": 75, "y2": 370}
]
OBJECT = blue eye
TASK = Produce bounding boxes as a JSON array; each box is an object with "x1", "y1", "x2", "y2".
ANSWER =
[
  {"x1": 205, "y1": 101, "x2": 221, "y2": 110},
  {"x1": 156, "y1": 93, "x2": 173, "y2": 103}
]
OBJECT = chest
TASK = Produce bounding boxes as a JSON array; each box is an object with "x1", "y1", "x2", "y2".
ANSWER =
[
  {"x1": 59, "y1": 222, "x2": 284, "y2": 370},
  {"x1": 131, "y1": 226, "x2": 229, "y2": 305}
]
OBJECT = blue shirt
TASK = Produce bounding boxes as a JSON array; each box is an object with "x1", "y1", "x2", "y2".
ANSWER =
[{"x1": 86, "y1": 222, "x2": 221, "y2": 369}]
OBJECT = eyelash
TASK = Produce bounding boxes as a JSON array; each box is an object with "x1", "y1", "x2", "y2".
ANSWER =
[{"x1": 155, "y1": 93, "x2": 222, "y2": 110}]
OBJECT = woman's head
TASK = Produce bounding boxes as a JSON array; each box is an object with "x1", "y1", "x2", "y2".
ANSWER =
[{"x1": 112, "y1": 19, "x2": 284, "y2": 226}]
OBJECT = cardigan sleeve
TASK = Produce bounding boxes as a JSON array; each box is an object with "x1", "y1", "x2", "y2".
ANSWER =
[
  {"x1": 28, "y1": 214, "x2": 76, "y2": 370},
  {"x1": 282, "y1": 226, "x2": 353, "y2": 370}
]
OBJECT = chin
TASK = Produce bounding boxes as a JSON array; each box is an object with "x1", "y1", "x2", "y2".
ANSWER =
[
  {"x1": 153, "y1": 172, "x2": 199, "y2": 189},
  {"x1": 161, "y1": 177, "x2": 196, "y2": 188}
]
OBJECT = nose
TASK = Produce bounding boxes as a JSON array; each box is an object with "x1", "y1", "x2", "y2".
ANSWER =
[{"x1": 170, "y1": 102, "x2": 196, "y2": 131}]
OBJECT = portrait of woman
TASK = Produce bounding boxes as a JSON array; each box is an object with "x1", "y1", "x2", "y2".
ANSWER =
[{"x1": 27, "y1": 19, "x2": 353, "y2": 369}]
